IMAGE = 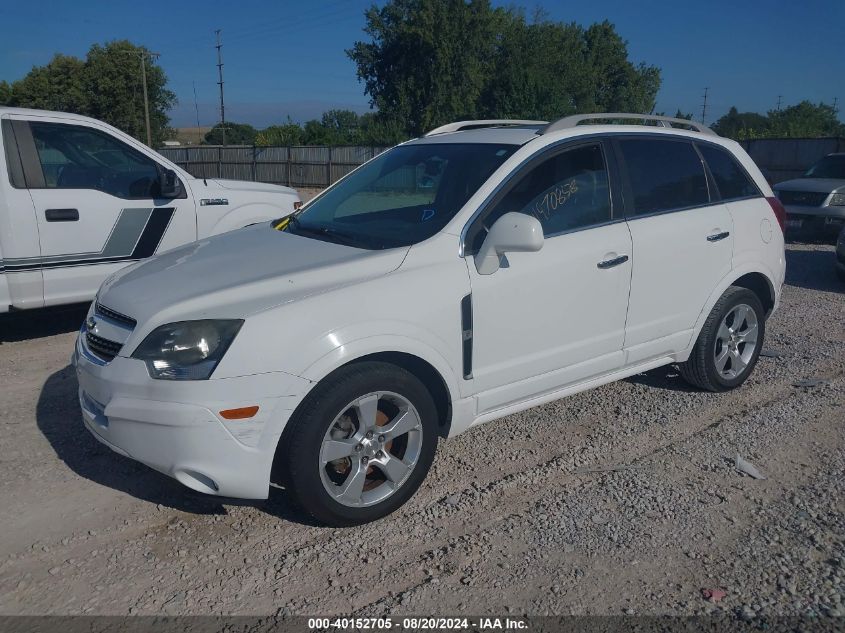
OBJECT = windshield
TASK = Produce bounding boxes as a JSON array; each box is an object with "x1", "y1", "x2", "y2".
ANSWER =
[
  {"x1": 803, "y1": 155, "x2": 845, "y2": 179},
  {"x1": 286, "y1": 143, "x2": 517, "y2": 249}
]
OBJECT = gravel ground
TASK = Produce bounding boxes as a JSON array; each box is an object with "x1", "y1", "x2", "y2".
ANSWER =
[{"x1": 0, "y1": 243, "x2": 842, "y2": 618}]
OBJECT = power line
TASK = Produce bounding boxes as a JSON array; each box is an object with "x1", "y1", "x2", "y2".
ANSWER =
[
  {"x1": 215, "y1": 29, "x2": 226, "y2": 146},
  {"x1": 700, "y1": 87, "x2": 709, "y2": 125}
]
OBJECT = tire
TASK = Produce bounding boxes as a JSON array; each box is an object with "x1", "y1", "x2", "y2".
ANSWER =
[
  {"x1": 679, "y1": 286, "x2": 765, "y2": 392},
  {"x1": 280, "y1": 361, "x2": 439, "y2": 526}
]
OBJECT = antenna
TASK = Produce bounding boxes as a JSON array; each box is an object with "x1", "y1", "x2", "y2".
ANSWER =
[
  {"x1": 700, "y1": 87, "x2": 709, "y2": 125},
  {"x1": 215, "y1": 29, "x2": 226, "y2": 146}
]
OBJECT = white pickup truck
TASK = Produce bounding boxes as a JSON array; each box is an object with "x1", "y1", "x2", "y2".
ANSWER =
[{"x1": 0, "y1": 107, "x2": 300, "y2": 312}]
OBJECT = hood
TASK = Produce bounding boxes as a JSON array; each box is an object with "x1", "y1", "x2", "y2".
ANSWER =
[
  {"x1": 209, "y1": 178, "x2": 297, "y2": 196},
  {"x1": 97, "y1": 225, "x2": 408, "y2": 330},
  {"x1": 773, "y1": 178, "x2": 845, "y2": 193}
]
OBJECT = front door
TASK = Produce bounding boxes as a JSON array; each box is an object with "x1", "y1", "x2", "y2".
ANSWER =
[
  {"x1": 464, "y1": 141, "x2": 632, "y2": 413},
  {"x1": 15, "y1": 116, "x2": 196, "y2": 307}
]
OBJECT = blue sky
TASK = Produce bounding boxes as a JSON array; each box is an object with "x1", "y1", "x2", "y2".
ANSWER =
[{"x1": 1, "y1": 0, "x2": 842, "y2": 129}]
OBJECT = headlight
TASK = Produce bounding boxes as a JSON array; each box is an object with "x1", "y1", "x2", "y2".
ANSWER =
[
  {"x1": 828, "y1": 193, "x2": 845, "y2": 206},
  {"x1": 132, "y1": 319, "x2": 243, "y2": 380}
]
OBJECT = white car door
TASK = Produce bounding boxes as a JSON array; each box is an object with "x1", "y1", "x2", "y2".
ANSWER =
[
  {"x1": 0, "y1": 119, "x2": 43, "y2": 310},
  {"x1": 13, "y1": 116, "x2": 196, "y2": 307},
  {"x1": 464, "y1": 140, "x2": 632, "y2": 413},
  {"x1": 614, "y1": 136, "x2": 734, "y2": 364}
]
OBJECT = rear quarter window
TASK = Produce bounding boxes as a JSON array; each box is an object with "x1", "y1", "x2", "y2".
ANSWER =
[
  {"x1": 697, "y1": 143, "x2": 760, "y2": 201},
  {"x1": 618, "y1": 138, "x2": 709, "y2": 216}
]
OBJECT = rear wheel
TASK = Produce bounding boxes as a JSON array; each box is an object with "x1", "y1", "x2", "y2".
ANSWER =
[
  {"x1": 281, "y1": 361, "x2": 438, "y2": 526},
  {"x1": 679, "y1": 286, "x2": 765, "y2": 392}
]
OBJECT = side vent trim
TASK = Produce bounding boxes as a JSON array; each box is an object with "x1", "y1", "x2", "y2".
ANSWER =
[{"x1": 461, "y1": 294, "x2": 473, "y2": 379}]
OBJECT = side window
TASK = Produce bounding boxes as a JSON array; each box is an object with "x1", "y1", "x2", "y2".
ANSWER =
[
  {"x1": 618, "y1": 138, "x2": 709, "y2": 215},
  {"x1": 479, "y1": 143, "x2": 611, "y2": 244},
  {"x1": 29, "y1": 122, "x2": 160, "y2": 199},
  {"x1": 697, "y1": 143, "x2": 760, "y2": 200}
]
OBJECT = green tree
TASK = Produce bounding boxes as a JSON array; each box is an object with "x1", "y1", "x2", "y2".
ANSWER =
[
  {"x1": 302, "y1": 119, "x2": 334, "y2": 145},
  {"x1": 83, "y1": 41, "x2": 175, "y2": 145},
  {"x1": 320, "y1": 109, "x2": 363, "y2": 144},
  {"x1": 712, "y1": 106, "x2": 770, "y2": 139},
  {"x1": 204, "y1": 121, "x2": 258, "y2": 145},
  {"x1": 255, "y1": 119, "x2": 304, "y2": 146},
  {"x1": 7, "y1": 40, "x2": 176, "y2": 146},
  {"x1": 8, "y1": 54, "x2": 88, "y2": 113},
  {"x1": 0, "y1": 80, "x2": 14, "y2": 106},
  {"x1": 348, "y1": 0, "x2": 501, "y2": 136},
  {"x1": 766, "y1": 101, "x2": 845, "y2": 138},
  {"x1": 582, "y1": 20, "x2": 660, "y2": 113},
  {"x1": 348, "y1": 2, "x2": 661, "y2": 136}
]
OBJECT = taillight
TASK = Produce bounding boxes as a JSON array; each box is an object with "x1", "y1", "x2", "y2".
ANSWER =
[{"x1": 766, "y1": 196, "x2": 786, "y2": 233}]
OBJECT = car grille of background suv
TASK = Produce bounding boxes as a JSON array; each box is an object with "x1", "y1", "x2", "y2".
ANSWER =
[
  {"x1": 778, "y1": 191, "x2": 828, "y2": 207},
  {"x1": 85, "y1": 331, "x2": 123, "y2": 362}
]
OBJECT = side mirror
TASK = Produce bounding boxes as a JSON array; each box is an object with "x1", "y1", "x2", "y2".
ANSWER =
[
  {"x1": 158, "y1": 167, "x2": 182, "y2": 198},
  {"x1": 475, "y1": 212, "x2": 543, "y2": 275}
]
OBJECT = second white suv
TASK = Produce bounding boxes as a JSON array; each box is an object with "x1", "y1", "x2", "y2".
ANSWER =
[{"x1": 73, "y1": 114, "x2": 786, "y2": 526}]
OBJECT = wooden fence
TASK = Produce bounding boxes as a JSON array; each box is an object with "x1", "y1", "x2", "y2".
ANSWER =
[{"x1": 157, "y1": 145, "x2": 390, "y2": 188}]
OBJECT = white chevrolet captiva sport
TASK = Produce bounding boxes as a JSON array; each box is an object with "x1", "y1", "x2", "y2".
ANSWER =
[{"x1": 74, "y1": 114, "x2": 786, "y2": 526}]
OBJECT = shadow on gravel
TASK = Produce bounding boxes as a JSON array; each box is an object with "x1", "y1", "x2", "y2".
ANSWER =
[
  {"x1": 785, "y1": 246, "x2": 843, "y2": 293},
  {"x1": 0, "y1": 303, "x2": 90, "y2": 343},
  {"x1": 36, "y1": 365, "x2": 316, "y2": 525},
  {"x1": 624, "y1": 365, "x2": 698, "y2": 392}
]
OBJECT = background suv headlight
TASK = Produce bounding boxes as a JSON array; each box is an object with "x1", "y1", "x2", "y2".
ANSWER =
[
  {"x1": 828, "y1": 193, "x2": 845, "y2": 206},
  {"x1": 132, "y1": 320, "x2": 243, "y2": 380}
]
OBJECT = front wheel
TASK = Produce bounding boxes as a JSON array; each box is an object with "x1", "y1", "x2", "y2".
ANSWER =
[
  {"x1": 679, "y1": 286, "x2": 765, "y2": 392},
  {"x1": 281, "y1": 361, "x2": 439, "y2": 526}
]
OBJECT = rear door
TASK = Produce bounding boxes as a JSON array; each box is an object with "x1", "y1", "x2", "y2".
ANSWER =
[
  {"x1": 614, "y1": 135, "x2": 734, "y2": 363},
  {"x1": 13, "y1": 115, "x2": 196, "y2": 307}
]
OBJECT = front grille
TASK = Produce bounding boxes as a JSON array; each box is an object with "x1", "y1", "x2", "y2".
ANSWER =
[
  {"x1": 95, "y1": 302, "x2": 137, "y2": 328},
  {"x1": 85, "y1": 331, "x2": 122, "y2": 362},
  {"x1": 778, "y1": 190, "x2": 828, "y2": 207}
]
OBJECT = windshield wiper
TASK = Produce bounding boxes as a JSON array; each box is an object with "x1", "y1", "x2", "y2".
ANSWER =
[{"x1": 287, "y1": 219, "x2": 368, "y2": 248}]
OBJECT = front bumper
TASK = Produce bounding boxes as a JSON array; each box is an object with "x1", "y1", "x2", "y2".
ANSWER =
[
  {"x1": 783, "y1": 204, "x2": 845, "y2": 239},
  {"x1": 73, "y1": 333, "x2": 311, "y2": 499}
]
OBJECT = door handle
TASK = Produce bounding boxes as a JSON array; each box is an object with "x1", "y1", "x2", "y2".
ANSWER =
[
  {"x1": 706, "y1": 231, "x2": 730, "y2": 242},
  {"x1": 45, "y1": 208, "x2": 79, "y2": 222},
  {"x1": 597, "y1": 254, "x2": 629, "y2": 269}
]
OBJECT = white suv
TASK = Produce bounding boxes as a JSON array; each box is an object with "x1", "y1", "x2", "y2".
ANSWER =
[{"x1": 73, "y1": 114, "x2": 786, "y2": 526}]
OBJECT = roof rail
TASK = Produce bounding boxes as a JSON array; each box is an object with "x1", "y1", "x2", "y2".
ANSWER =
[
  {"x1": 542, "y1": 113, "x2": 717, "y2": 136},
  {"x1": 425, "y1": 119, "x2": 548, "y2": 136}
]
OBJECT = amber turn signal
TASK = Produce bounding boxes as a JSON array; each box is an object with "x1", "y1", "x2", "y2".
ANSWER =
[{"x1": 219, "y1": 406, "x2": 259, "y2": 420}]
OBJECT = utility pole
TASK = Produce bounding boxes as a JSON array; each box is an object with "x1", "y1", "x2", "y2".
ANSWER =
[
  {"x1": 125, "y1": 50, "x2": 160, "y2": 146},
  {"x1": 215, "y1": 29, "x2": 226, "y2": 146},
  {"x1": 192, "y1": 81, "x2": 202, "y2": 145},
  {"x1": 776, "y1": 95, "x2": 782, "y2": 111},
  {"x1": 833, "y1": 97, "x2": 839, "y2": 116},
  {"x1": 700, "y1": 87, "x2": 709, "y2": 125}
]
